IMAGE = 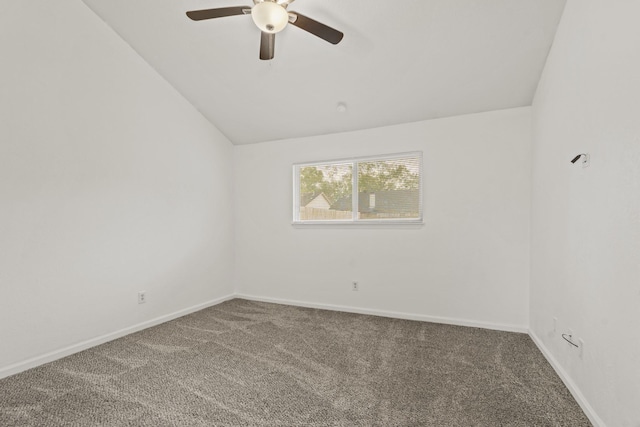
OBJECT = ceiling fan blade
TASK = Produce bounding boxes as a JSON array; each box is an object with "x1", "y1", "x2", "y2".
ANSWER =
[
  {"x1": 289, "y1": 12, "x2": 343, "y2": 45},
  {"x1": 260, "y1": 32, "x2": 275, "y2": 60},
  {"x1": 186, "y1": 7, "x2": 250, "y2": 21}
]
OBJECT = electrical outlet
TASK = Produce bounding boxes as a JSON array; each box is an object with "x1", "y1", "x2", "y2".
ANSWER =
[
  {"x1": 352, "y1": 281, "x2": 359, "y2": 291},
  {"x1": 138, "y1": 291, "x2": 146, "y2": 304}
]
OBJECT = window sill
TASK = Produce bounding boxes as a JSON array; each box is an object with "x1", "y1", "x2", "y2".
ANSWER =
[{"x1": 292, "y1": 219, "x2": 424, "y2": 229}]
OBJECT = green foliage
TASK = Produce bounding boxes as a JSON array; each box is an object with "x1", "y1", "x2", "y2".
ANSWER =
[
  {"x1": 358, "y1": 161, "x2": 419, "y2": 192},
  {"x1": 300, "y1": 165, "x2": 352, "y2": 203},
  {"x1": 299, "y1": 166, "x2": 325, "y2": 194}
]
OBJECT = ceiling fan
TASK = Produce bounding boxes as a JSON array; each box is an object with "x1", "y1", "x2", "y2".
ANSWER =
[{"x1": 186, "y1": 0, "x2": 344, "y2": 60}]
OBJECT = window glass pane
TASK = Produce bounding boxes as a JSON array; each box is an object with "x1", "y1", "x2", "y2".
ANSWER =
[
  {"x1": 299, "y1": 163, "x2": 352, "y2": 221},
  {"x1": 294, "y1": 152, "x2": 422, "y2": 224},
  {"x1": 357, "y1": 156, "x2": 421, "y2": 220}
]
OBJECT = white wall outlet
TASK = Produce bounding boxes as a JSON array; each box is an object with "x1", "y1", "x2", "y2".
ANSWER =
[
  {"x1": 138, "y1": 291, "x2": 146, "y2": 304},
  {"x1": 352, "y1": 281, "x2": 359, "y2": 291}
]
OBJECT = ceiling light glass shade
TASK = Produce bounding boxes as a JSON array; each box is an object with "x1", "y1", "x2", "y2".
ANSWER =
[{"x1": 251, "y1": 2, "x2": 289, "y2": 34}]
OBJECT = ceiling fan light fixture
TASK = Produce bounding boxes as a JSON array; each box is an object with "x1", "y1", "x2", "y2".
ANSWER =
[{"x1": 251, "y1": 2, "x2": 289, "y2": 33}]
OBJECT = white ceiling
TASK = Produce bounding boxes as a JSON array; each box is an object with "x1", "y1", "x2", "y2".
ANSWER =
[{"x1": 82, "y1": 0, "x2": 566, "y2": 145}]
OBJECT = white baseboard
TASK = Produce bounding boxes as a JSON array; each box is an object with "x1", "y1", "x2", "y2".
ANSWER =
[
  {"x1": 0, "y1": 294, "x2": 235, "y2": 380},
  {"x1": 529, "y1": 331, "x2": 605, "y2": 427},
  {"x1": 235, "y1": 293, "x2": 528, "y2": 333}
]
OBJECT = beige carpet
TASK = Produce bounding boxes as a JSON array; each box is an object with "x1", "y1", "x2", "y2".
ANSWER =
[{"x1": 0, "y1": 299, "x2": 591, "y2": 426}]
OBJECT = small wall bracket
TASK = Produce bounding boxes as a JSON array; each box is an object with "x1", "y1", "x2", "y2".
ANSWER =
[
  {"x1": 570, "y1": 153, "x2": 590, "y2": 168},
  {"x1": 562, "y1": 333, "x2": 579, "y2": 348}
]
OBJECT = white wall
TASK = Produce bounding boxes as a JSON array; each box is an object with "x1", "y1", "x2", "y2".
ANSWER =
[
  {"x1": 0, "y1": 1, "x2": 234, "y2": 374},
  {"x1": 234, "y1": 108, "x2": 532, "y2": 331},
  {"x1": 530, "y1": 1, "x2": 640, "y2": 426}
]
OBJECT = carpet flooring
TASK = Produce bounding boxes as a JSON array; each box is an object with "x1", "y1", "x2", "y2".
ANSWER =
[{"x1": 0, "y1": 299, "x2": 591, "y2": 426}]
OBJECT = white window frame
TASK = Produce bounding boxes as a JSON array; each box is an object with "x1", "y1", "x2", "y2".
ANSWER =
[{"x1": 292, "y1": 151, "x2": 423, "y2": 225}]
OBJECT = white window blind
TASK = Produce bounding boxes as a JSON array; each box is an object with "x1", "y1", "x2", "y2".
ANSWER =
[{"x1": 293, "y1": 152, "x2": 423, "y2": 224}]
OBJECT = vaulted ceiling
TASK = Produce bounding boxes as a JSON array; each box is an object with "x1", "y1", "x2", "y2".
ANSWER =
[{"x1": 82, "y1": 0, "x2": 566, "y2": 144}]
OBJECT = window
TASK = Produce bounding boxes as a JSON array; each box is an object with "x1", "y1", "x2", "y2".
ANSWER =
[{"x1": 293, "y1": 152, "x2": 423, "y2": 224}]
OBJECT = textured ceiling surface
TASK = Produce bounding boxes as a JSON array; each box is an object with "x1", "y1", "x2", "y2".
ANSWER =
[{"x1": 82, "y1": 0, "x2": 566, "y2": 144}]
